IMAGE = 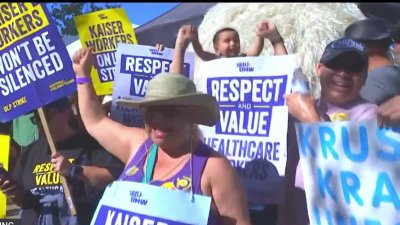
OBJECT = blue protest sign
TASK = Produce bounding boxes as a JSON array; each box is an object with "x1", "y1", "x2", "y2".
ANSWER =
[
  {"x1": 110, "y1": 44, "x2": 195, "y2": 127},
  {"x1": 198, "y1": 55, "x2": 297, "y2": 204},
  {"x1": 91, "y1": 181, "x2": 211, "y2": 225},
  {"x1": 0, "y1": 3, "x2": 76, "y2": 122}
]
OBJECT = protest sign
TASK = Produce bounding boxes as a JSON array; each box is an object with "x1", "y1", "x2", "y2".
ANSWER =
[
  {"x1": 0, "y1": 134, "x2": 10, "y2": 218},
  {"x1": 198, "y1": 55, "x2": 297, "y2": 204},
  {"x1": 91, "y1": 181, "x2": 211, "y2": 225},
  {"x1": 296, "y1": 120, "x2": 400, "y2": 225},
  {"x1": 75, "y1": 8, "x2": 138, "y2": 96},
  {"x1": 110, "y1": 43, "x2": 195, "y2": 127},
  {"x1": 0, "y1": 3, "x2": 76, "y2": 122}
]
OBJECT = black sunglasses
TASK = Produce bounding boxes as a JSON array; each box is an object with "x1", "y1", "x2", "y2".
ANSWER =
[
  {"x1": 325, "y1": 60, "x2": 365, "y2": 73},
  {"x1": 141, "y1": 105, "x2": 187, "y2": 119}
]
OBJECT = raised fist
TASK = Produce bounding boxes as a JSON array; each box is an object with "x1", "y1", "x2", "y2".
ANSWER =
[
  {"x1": 256, "y1": 20, "x2": 281, "y2": 41},
  {"x1": 72, "y1": 47, "x2": 94, "y2": 78}
]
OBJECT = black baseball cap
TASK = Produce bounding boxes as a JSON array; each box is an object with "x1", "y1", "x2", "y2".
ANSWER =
[
  {"x1": 345, "y1": 18, "x2": 392, "y2": 42},
  {"x1": 320, "y1": 38, "x2": 368, "y2": 70}
]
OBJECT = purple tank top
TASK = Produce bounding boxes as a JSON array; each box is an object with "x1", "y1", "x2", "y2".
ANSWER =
[{"x1": 119, "y1": 139, "x2": 220, "y2": 225}]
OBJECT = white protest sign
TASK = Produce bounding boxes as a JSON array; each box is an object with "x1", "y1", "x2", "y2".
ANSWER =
[
  {"x1": 198, "y1": 55, "x2": 297, "y2": 204},
  {"x1": 111, "y1": 43, "x2": 195, "y2": 127},
  {"x1": 296, "y1": 120, "x2": 400, "y2": 225},
  {"x1": 91, "y1": 181, "x2": 211, "y2": 225}
]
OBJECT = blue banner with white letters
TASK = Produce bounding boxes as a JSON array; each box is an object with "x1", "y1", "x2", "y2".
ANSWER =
[
  {"x1": 0, "y1": 3, "x2": 76, "y2": 122},
  {"x1": 207, "y1": 75, "x2": 286, "y2": 137},
  {"x1": 110, "y1": 44, "x2": 195, "y2": 127},
  {"x1": 198, "y1": 55, "x2": 297, "y2": 204}
]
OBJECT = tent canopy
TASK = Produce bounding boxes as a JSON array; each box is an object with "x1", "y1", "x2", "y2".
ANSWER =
[
  {"x1": 358, "y1": 3, "x2": 400, "y2": 24},
  {"x1": 134, "y1": 3, "x2": 217, "y2": 48},
  {"x1": 65, "y1": 3, "x2": 400, "y2": 50}
]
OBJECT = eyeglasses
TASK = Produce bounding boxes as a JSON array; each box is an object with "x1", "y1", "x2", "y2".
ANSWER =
[{"x1": 141, "y1": 105, "x2": 187, "y2": 121}]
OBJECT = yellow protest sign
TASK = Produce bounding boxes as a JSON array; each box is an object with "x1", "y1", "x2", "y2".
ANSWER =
[
  {"x1": 0, "y1": 135, "x2": 10, "y2": 218},
  {"x1": 75, "y1": 8, "x2": 138, "y2": 96},
  {"x1": 0, "y1": 3, "x2": 50, "y2": 51},
  {"x1": 0, "y1": 3, "x2": 77, "y2": 123}
]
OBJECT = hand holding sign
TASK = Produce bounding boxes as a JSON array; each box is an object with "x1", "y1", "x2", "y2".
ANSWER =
[
  {"x1": 284, "y1": 93, "x2": 319, "y2": 122},
  {"x1": 155, "y1": 44, "x2": 165, "y2": 52},
  {"x1": 50, "y1": 152, "x2": 73, "y2": 178}
]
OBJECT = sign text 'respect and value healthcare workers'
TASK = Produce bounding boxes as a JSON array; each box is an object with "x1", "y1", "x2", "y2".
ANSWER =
[
  {"x1": 198, "y1": 55, "x2": 297, "y2": 204},
  {"x1": 208, "y1": 75, "x2": 285, "y2": 136}
]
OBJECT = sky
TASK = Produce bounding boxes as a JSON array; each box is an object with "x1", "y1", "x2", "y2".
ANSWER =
[
  {"x1": 119, "y1": 3, "x2": 181, "y2": 26},
  {"x1": 60, "y1": 3, "x2": 181, "y2": 27},
  {"x1": 46, "y1": 2, "x2": 181, "y2": 45},
  {"x1": 46, "y1": 2, "x2": 181, "y2": 28}
]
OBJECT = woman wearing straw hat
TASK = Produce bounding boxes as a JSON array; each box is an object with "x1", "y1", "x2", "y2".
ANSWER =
[{"x1": 71, "y1": 42, "x2": 251, "y2": 224}]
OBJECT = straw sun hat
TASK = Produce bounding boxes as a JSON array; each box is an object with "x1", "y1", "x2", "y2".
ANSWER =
[{"x1": 116, "y1": 72, "x2": 220, "y2": 127}]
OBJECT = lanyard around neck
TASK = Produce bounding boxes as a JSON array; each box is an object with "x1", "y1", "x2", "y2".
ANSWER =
[
  {"x1": 142, "y1": 144, "x2": 158, "y2": 184},
  {"x1": 141, "y1": 142, "x2": 195, "y2": 201}
]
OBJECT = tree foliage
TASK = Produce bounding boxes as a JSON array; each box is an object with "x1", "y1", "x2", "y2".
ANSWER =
[{"x1": 48, "y1": 3, "x2": 121, "y2": 36}]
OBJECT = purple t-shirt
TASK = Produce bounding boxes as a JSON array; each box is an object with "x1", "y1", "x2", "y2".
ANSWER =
[{"x1": 119, "y1": 139, "x2": 220, "y2": 225}]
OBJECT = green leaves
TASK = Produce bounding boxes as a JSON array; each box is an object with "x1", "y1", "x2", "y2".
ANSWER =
[{"x1": 48, "y1": 3, "x2": 121, "y2": 36}]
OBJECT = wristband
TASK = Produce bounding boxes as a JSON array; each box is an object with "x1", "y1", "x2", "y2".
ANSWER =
[{"x1": 76, "y1": 76, "x2": 91, "y2": 84}]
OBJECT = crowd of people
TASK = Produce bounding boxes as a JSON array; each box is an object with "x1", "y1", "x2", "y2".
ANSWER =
[{"x1": 0, "y1": 7, "x2": 400, "y2": 225}]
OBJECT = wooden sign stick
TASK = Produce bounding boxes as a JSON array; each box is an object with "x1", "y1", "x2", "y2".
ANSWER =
[{"x1": 37, "y1": 107, "x2": 77, "y2": 216}]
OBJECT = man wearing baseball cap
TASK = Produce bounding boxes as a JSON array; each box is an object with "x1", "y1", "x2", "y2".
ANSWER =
[
  {"x1": 286, "y1": 37, "x2": 377, "y2": 123},
  {"x1": 279, "y1": 37, "x2": 378, "y2": 225},
  {"x1": 345, "y1": 18, "x2": 400, "y2": 105}
]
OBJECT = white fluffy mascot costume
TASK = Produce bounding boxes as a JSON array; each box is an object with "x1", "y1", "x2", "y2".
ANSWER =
[
  {"x1": 193, "y1": 3, "x2": 365, "y2": 98},
  {"x1": 192, "y1": 3, "x2": 365, "y2": 225}
]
